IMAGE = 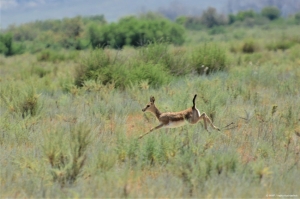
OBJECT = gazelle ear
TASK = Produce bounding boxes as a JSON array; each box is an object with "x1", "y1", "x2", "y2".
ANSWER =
[{"x1": 150, "y1": 96, "x2": 155, "y2": 103}]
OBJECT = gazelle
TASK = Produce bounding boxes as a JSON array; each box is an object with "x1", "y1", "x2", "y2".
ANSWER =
[{"x1": 139, "y1": 94, "x2": 220, "y2": 139}]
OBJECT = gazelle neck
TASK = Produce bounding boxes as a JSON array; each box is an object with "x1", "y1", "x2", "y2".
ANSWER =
[{"x1": 151, "y1": 105, "x2": 162, "y2": 119}]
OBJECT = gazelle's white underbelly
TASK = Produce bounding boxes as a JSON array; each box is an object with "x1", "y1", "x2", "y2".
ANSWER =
[{"x1": 164, "y1": 120, "x2": 187, "y2": 128}]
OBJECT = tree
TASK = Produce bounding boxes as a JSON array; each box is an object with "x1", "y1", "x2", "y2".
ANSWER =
[
  {"x1": 201, "y1": 7, "x2": 228, "y2": 28},
  {"x1": 295, "y1": 12, "x2": 300, "y2": 24},
  {"x1": 0, "y1": 33, "x2": 13, "y2": 56},
  {"x1": 261, "y1": 6, "x2": 281, "y2": 20}
]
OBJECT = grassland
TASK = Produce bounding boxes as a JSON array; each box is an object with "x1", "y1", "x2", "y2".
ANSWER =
[{"x1": 1, "y1": 25, "x2": 300, "y2": 198}]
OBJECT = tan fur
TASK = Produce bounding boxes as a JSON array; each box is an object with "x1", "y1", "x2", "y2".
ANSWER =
[{"x1": 139, "y1": 95, "x2": 220, "y2": 139}]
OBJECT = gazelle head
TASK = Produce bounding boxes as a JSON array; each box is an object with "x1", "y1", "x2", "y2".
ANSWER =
[{"x1": 142, "y1": 96, "x2": 156, "y2": 112}]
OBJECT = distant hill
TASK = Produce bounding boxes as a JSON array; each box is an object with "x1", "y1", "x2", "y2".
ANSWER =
[{"x1": 1, "y1": 0, "x2": 299, "y2": 29}]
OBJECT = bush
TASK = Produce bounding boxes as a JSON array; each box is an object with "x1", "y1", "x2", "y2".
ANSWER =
[
  {"x1": 294, "y1": 12, "x2": 300, "y2": 24},
  {"x1": 242, "y1": 39, "x2": 259, "y2": 53},
  {"x1": 37, "y1": 49, "x2": 65, "y2": 62},
  {"x1": 137, "y1": 42, "x2": 190, "y2": 75},
  {"x1": 0, "y1": 33, "x2": 13, "y2": 56},
  {"x1": 0, "y1": 84, "x2": 42, "y2": 118},
  {"x1": 88, "y1": 15, "x2": 185, "y2": 49},
  {"x1": 128, "y1": 62, "x2": 171, "y2": 88},
  {"x1": 37, "y1": 49, "x2": 78, "y2": 62},
  {"x1": 208, "y1": 26, "x2": 226, "y2": 35},
  {"x1": 261, "y1": 6, "x2": 281, "y2": 20},
  {"x1": 266, "y1": 40, "x2": 294, "y2": 51},
  {"x1": 176, "y1": 16, "x2": 205, "y2": 30},
  {"x1": 235, "y1": 10, "x2": 256, "y2": 21},
  {"x1": 0, "y1": 33, "x2": 24, "y2": 56},
  {"x1": 75, "y1": 48, "x2": 114, "y2": 86},
  {"x1": 190, "y1": 43, "x2": 227, "y2": 74},
  {"x1": 43, "y1": 124, "x2": 92, "y2": 187},
  {"x1": 75, "y1": 48, "x2": 173, "y2": 88}
]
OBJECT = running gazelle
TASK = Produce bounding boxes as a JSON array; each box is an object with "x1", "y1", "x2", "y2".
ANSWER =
[{"x1": 139, "y1": 94, "x2": 220, "y2": 139}]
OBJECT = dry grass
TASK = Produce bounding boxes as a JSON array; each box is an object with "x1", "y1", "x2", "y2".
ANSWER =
[{"x1": 1, "y1": 26, "x2": 300, "y2": 198}]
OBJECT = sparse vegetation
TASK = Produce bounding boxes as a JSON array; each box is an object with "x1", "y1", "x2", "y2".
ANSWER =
[{"x1": 1, "y1": 7, "x2": 300, "y2": 198}]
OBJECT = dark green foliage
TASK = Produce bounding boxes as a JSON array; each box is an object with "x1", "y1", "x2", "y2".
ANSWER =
[
  {"x1": 242, "y1": 39, "x2": 258, "y2": 53},
  {"x1": 295, "y1": 12, "x2": 300, "y2": 24},
  {"x1": 261, "y1": 6, "x2": 281, "y2": 20},
  {"x1": 88, "y1": 15, "x2": 185, "y2": 49},
  {"x1": 0, "y1": 33, "x2": 24, "y2": 56},
  {"x1": 190, "y1": 43, "x2": 227, "y2": 74},
  {"x1": 0, "y1": 34, "x2": 11, "y2": 55}
]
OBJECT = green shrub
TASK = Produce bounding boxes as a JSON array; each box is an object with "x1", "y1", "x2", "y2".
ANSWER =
[
  {"x1": 88, "y1": 15, "x2": 185, "y2": 49},
  {"x1": 0, "y1": 84, "x2": 42, "y2": 118},
  {"x1": 242, "y1": 39, "x2": 259, "y2": 53},
  {"x1": 37, "y1": 49, "x2": 66, "y2": 62},
  {"x1": 137, "y1": 42, "x2": 190, "y2": 75},
  {"x1": 261, "y1": 6, "x2": 281, "y2": 20},
  {"x1": 190, "y1": 43, "x2": 227, "y2": 74},
  {"x1": 128, "y1": 62, "x2": 171, "y2": 88},
  {"x1": 0, "y1": 33, "x2": 24, "y2": 56},
  {"x1": 295, "y1": 12, "x2": 300, "y2": 24},
  {"x1": 76, "y1": 48, "x2": 172, "y2": 88},
  {"x1": 236, "y1": 10, "x2": 256, "y2": 21},
  {"x1": 208, "y1": 26, "x2": 226, "y2": 35},
  {"x1": 266, "y1": 40, "x2": 294, "y2": 51},
  {"x1": 176, "y1": 16, "x2": 205, "y2": 30},
  {"x1": 75, "y1": 48, "x2": 114, "y2": 87},
  {"x1": 0, "y1": 33, "x2": 13, "y2": 56},
  {"x1": 43, "y1": 123, "x2": 92, "y2": 187}
]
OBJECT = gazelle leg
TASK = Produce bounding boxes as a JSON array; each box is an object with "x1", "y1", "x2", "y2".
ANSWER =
[
  {"x1": 195, "y1": 112, "x2": 220, "y2": 131},
  {"x1": 200, "y1": 113, "x2": 208, "y2": 130},
  {"x1": 202, "y1": 112, "x2": 220, "y2": 131},
  {"x1": 139, "y1": 123, "x2": 164, "y2": 139}
]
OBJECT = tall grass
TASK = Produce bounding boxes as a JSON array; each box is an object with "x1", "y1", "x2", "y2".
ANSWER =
[
  {"x1": 0, "y1": 82, "x2": 42, "y2": 118},
  {"x1": 1, "y1": 25, "x2": 300, "y2": 198},
  {"x1": 43, "y1": 123, "x2": 91, "y2": 187},
  {"x1": 190, "y1": 43, "x2": 227, "y2": 74}
]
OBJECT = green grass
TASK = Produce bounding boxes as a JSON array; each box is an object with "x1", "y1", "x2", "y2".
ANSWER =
[{"x1": 1, "y1": 25, "x2": 300, "y2": 198}]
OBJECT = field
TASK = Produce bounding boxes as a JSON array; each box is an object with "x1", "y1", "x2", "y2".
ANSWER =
[{"x1": 1, "y1": 24, "x2": 300, "y2": 198}]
